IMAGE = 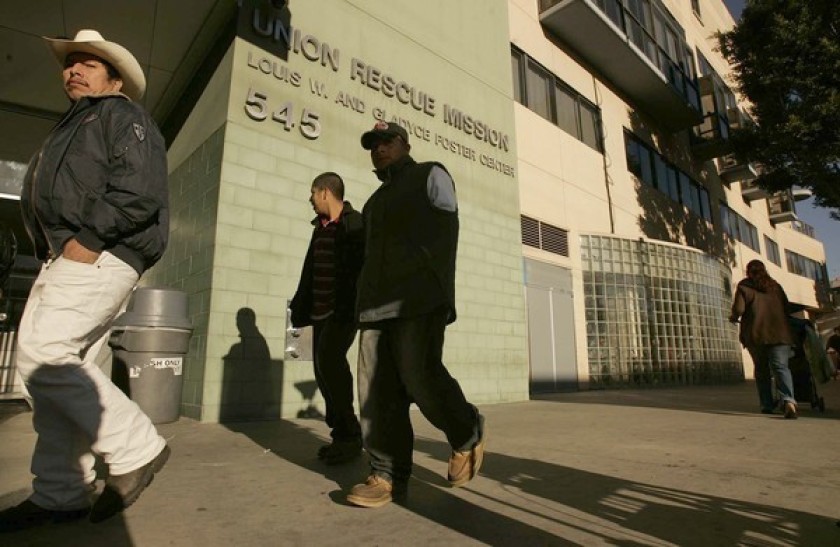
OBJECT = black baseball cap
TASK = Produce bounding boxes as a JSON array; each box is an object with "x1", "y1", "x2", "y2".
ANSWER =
[{"x1": 361, "y1": 121, "x2": 409, "y2": 150}]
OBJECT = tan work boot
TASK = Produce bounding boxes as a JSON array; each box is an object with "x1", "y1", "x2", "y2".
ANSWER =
[
  {"x1": 448, "y1": 416, "x2": 486, "y2": 487},
  {"x1": 347, "y1": 475, "x2": 403, "y2": 508},
  {"x1": 783, "y1": 401, "x2": 798, "y2": 420}
]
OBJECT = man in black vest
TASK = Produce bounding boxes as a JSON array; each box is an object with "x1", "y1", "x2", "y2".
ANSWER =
[
  {"x1": 290, "y1": 172, "x2": 364, "y2": 464},
  {"x1": 346, "y1": 121, "x2": 485, "y2": 508}
]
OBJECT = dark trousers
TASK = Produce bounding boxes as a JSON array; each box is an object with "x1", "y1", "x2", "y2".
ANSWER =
[
  {"x1": 358, "y1": 309, "x2": 479, "y2": 483},
  {"x1": 313, "y1": 316, "x2": 361, "y2": 442}
]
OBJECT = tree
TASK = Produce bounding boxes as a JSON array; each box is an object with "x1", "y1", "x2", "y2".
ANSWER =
[{"x1": 718, "y1": 0, "x2": 840, "y2": 218}]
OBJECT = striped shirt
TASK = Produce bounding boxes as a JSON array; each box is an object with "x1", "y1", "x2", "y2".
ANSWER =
[{"x1": 310, "y1": 218, "x2": 338, "y2": 320}]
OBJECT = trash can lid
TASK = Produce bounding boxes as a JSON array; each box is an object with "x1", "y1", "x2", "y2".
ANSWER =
[{"x1": 113, "y1": 286, "x2": 193, "y2": 330}]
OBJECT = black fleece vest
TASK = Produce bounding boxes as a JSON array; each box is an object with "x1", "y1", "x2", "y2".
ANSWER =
[{"x1": 357, "y1": 157, "x2": 458, "y2": 323}]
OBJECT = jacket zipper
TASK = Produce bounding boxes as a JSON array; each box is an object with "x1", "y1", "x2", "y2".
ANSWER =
[
  {"x1": 27, "y1": 100, "x2": 82, "y2": 259},
  {"x1": 26, "y1": 147, "x2": 56, "y2": 259}
]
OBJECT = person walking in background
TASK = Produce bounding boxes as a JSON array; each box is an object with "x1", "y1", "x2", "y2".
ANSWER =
[
  {"x1": 346, "y1": 121, "x2": 486, "y2": 508},
  {"x1": 0, "y1": 29, "x2": 170, "y2": 532},
  {"x1": 290, "y1": 172, "x2": 364, "y2": 464},
  {"x1": 729, "y1": 260, "x2": 797, "y2": 418},
  {"x1": 825, "y1": 327, "x2": 840, "y2": 379}
]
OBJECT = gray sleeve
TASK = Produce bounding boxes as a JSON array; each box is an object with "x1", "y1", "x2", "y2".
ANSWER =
[{"x1": 427, "y1": 165, "x2": 457, "y2": 212}]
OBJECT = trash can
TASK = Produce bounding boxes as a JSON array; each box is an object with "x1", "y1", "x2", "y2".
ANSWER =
[{"x1": 109, "y1": 287, "x2": 192, "y2": 424}]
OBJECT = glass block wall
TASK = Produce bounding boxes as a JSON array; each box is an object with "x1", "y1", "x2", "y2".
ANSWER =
[{"x1": 581, "y1": 235, "x2": 743, "y2": 387}]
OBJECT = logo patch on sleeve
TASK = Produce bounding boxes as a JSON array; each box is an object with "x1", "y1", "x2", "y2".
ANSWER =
[{"x1": 133, "y1": 123, "x2": 146, "y2": 142}]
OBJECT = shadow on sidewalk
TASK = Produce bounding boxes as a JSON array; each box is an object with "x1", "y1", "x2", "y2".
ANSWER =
[
  {"x1": 227, "y1": 419, "x2": 582, "y2": 545},
  {"x1": 411, "y1": 435, "x2": 838, "y2": 546},
  {"x1": 0, "y1": 487, "x2": 134, "y2": 547},
  {"x1": 224, "y1": 418, "x2": 838, "y2": 545},
  {"x1": 533, "y1": 382, "x2": 840, "y2": 420},
  {"x1": 225, "y1": 418, "x2": 368, "y2": 492}
]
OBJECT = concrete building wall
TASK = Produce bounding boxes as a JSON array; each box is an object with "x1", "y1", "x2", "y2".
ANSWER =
[{"x1": 174, "y1": 0, "x2": 530, "y2": 421}]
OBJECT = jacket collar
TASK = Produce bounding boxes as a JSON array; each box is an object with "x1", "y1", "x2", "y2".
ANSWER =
[
  {"x1": 373, "y1": 155, "x2": 415, "y2": 183},
  {"x1": 58, "y1": 92, "x2": 128, "y2": 127},
  {"x1": 310, "y1": 200, "x2": 356, "y2": 226}
]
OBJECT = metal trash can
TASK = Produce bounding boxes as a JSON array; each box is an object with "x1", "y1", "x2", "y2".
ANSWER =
[{"x1": 109, "y1": 287, "x2": 192, "y2": 424}]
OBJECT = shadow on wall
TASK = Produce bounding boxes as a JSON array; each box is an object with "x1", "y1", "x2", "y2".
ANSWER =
[
  {"x1": 220, "y1": 308, "x2": 325, "y2": 423},
  {"x1": 220, "y1": 307, "x2": 284, "y2": 422},
  {"x1": 628, "y1": 111, "x2": 737, "y2": 267}
]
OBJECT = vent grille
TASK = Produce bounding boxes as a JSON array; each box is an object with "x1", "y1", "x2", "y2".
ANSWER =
[
  {"x1": 521, "y1": 215, "x2": 569, "y2": 257},
  {"x1": 521, "y1": 215, "x2": 540, "y2": 248}
]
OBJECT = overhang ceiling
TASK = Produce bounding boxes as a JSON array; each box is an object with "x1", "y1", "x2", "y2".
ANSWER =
[{"x1": 0, "y1": 0, "x2": 236, "y2": 162}]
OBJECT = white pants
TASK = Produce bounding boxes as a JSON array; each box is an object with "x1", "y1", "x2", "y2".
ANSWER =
[{"x1": 15, "y1": 252, "x2": 165, "y2": 511}]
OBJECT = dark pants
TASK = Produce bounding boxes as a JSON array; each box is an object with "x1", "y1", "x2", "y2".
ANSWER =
[
  {"x1": 358, "y1": 309, "x2": 480, "y2": 483},
  {"x1": 313, "y1": 316, "x2": 361, "y2": 442}
]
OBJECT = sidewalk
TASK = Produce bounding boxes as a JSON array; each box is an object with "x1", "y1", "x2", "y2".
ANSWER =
[{"x1": 1, "y1": 381, "x2": 839, "y2": 546}]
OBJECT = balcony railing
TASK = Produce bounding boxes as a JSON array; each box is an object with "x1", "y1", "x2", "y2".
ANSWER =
[
  {"x1": 740, "y1": 178, "x2": 769, "y2": 202},
  {"x1": 720, "y1": 154, "x2": 758, "y2": 185},
  {"x1": 767, "y1": 190, "x2": 797, "y2": 223},
  {"x1": 691, "y1": 76, "x2": 732, "y2": 160},
  {"x1": 539, "y1": 0, "x2": 703, "y2": 131},
  {"x1": 790, "y1": 220, "x2": 817, "y2": 239}
]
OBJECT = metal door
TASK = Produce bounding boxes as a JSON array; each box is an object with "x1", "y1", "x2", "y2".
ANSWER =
[{"x1": 524, "y1": 259, "x2": 578, "y2": 393}]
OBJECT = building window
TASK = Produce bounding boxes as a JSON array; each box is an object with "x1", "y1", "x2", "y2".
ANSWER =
[
  {"x1": 521, "y1": 215, "x2": 569, "y2": 257},
  {"x1": 581, "y1": 235, "x2": 742, "y2": 388},
  {"x1": 511, "y1": 49, "x2": 523, "y2": 103},
  {"x1": 720, "y1": 203, "x2": 760, "y2": 253},
  {"x1": 579, "y1": 102, "x2": 601, "y2": 150},
  {"x1": 525, "y1": 60, "x2": 552, "y2": 120},
  {"x1": 624, "y1": 131, "x2": 712, "y2": 223},
  {"x1": 511, "y1": 46, "x2": 604, "y2": 152},
  {"x1": 764, "y1": 236, "x2": 781, "y2": 266},
  {"x1": 691, "y1": 0, "x2": 702, "y2": 20},
  {"x1": 785, "y1": 250, "x2": 825, "y2": 282}
]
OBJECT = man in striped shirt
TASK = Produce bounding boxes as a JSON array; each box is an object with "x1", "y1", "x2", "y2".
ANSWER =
[{"x1": 290, "y1": 172, "x2": 365, "y2": 464}]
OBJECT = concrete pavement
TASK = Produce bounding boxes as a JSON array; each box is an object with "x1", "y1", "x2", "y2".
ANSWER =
[{"x1": 1, "y1": 381, "x2": 839, "y2": 546}]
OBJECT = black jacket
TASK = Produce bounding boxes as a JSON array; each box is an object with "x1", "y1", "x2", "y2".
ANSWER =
[
  {"x1": 356, "y1": 156, "x2": 458, "y2": 324},
  {"x1": 289, "y1": 202, "x2": 364, "y2": 327},
  {"x1": 21, "y1": 94, "x2": 169, "y2": 274}
]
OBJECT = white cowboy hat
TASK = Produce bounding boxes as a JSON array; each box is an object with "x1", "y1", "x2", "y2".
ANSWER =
[{"x1": 44, "y1": 29, "x2": 146, "y2": 101}]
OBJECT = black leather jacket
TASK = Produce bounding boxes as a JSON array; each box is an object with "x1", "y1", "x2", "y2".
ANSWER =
[{"x1": 21, "y1": 94, "x2": 169, "y2": 274}]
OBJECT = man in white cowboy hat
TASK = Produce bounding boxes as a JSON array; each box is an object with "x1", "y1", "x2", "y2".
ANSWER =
[{"x1": 0, "y1": 29, "x2": 170, "y2": 532}]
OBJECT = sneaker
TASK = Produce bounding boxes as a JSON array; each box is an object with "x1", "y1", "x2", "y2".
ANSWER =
[
  {"x1": 448, "y1": 415, "x2": 486, "y2": 488},
  {"x1": 89, "y1": 444, "x2": 170, "y2": 523},
  {"x1": 322, "y1": 439, "x2": 362, "y2": 465},
  {"x1": 346, "y1": 475, "x2": 406, "y2": 508},
  {"x1": 0, "y1": 499, "x2": 88, "y2": 533},
  {"x1": 783, "y1": 401, "x2": 798, "y2": 420}
]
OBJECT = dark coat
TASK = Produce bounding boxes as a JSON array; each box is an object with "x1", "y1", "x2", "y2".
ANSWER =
[
  {"x1": 20, "y1": 94, "x2": 169, "y2": 274},
  {"x1": 356, "y1": 156, "x2": 458, "y2": 324},
  {"x1": 289, "y1": 202, "x2": 364, "y2": 327},
  {"x1": 729, "y1": 278, "x2": 793, "y2": 348}
]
